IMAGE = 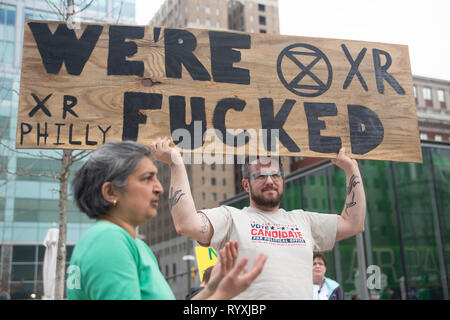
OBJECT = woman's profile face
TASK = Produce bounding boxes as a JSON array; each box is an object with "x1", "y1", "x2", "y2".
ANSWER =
[{"x1": 116, "y1": 156, "x2": 164, "y2": 223}]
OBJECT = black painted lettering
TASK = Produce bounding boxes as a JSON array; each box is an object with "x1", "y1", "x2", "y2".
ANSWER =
[
  {"x1": 122, "y1": 92, "x2": 162, "y2": 141},
  {"x1": 63, "y1": 95, "x2": 79, "y2": 119},
  {"x1": 304, "y1": 102, "x2": 342, "y2": 153},
  {"x1": 169, "y1": 96, "x2": 206, "y2": 149},
  {"x1": 347, "y1": 104, "x2": 384, "y2": 154},
  {"x1": 53, "y1": 123, "x2": 65, "y2": 145},
  {"x1": 68, "y1": 124, "x2": 81, "y2": 145},
  {"x1": 153, "y1": 27, "x2": 161, "y2": 43},
  {"x1": 259, "y1": 98, "x2": 300, "y2": 152},
  {"x1": 164, "y1": 29, "x2": 211, "y2": 81},
  {"x1": 209, "y1": 31, "x2": 250, "y2": 85},
  {"x1": 372, "y1": 48, "x2": 405, "y2": 95},
  {"x1": 29, "y1": 93, "x2": 52, "y2": 118},
  {"x1": 37, "y1": 122, "x2": 48, "y2": 145},
  {"x1": 108, "y1": 26, "x2": 144, "y2": 76},
  {"x1": 20, "y1": 123, "x2": 32, "y2": 145},
  {"x1": 342, "y1": 44, "x2": 368, "y2": 91},
  {"x1": 98, "y1": 125, "x2": 111, "y2": 144},
  {"x1": 213, "y1": 98, "x2": 249, "y2": 147},
  {"x1": 85, "y1": 124, "x2": 97, "y2": 146},
  {"x1": 28, "y1": 22, "x2": 103, "y2": 75}
]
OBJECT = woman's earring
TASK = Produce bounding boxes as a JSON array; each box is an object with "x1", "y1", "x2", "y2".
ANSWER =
[{"x1": 113, "y1": 199, "x2": 117, "y2": 207}]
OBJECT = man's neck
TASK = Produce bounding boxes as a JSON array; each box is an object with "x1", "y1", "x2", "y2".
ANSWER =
[{"x1": 250, "y1": 202, "x2": 279, "y2": 212}]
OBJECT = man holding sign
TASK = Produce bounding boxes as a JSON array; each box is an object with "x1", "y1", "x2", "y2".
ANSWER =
[{"x1": 151, "y1": 137, "x2": 366, "y2": 300}]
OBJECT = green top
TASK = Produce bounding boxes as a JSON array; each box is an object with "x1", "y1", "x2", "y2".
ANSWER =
[{"x1": 67, "y1": 221, "x2": 175, "y2": 300}]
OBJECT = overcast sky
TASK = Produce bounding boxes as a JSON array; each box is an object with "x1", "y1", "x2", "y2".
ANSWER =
[{"x1": 135, "y1": 0, "x2": 450, "y2": 81}]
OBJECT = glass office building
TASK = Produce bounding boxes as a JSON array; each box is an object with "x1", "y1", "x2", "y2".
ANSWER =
[
  {"x1": 0, "y1": 0, "x2": 135, "y2": 300},
  {"x1": 224, "y1": 142, "x2": 450, "y2": 300}
]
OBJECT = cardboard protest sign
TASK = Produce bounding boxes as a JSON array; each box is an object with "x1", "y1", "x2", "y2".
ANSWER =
[{"x1": 17, "y1": 20, "x2": 422, "y2": 162}]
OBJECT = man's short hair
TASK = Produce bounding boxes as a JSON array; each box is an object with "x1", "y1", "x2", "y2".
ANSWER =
[{"x1": 241, "y1": 156, "x2": 283, "y2": 179}]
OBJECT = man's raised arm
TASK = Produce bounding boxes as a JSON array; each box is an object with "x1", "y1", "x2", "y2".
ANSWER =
[
  {"x1": 333, "y1": 147, "x2": 367, "y2": 242},
  {"x1": 150, "y1": 137, "x2": 213, "y2": 245}
]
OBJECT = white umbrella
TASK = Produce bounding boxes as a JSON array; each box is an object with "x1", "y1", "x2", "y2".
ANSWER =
[{"x1": 42, "y1": 227, "x2": 59, "y2": 300}]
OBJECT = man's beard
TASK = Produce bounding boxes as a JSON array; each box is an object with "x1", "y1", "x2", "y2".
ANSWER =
[{"x1": 249, "y1": 183, "x2": 284, "y2": 208}]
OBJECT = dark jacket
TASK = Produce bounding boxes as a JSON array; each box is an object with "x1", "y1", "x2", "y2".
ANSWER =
[{"x1": 324, "y1": 277, "x2": 345, "y2": 300}]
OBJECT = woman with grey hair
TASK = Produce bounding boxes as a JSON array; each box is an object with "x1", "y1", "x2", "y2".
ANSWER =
[{"x1": 67, "y1": 140, "x2": 266, "y2": 300}]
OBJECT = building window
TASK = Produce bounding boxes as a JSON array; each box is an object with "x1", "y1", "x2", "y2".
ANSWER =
[
  {"x1": 259, "y1": 15, "x2": 266, "y2": 25},
  {"x1": 216, "y1": 8, "x2": 220, "y2": 16},
  {"x1": 423, "y1": 87, "x2": 432, "y2": 107},
  {"x1": 202, "y1": 176, "x2": 205, "y2": 185},
  {"x1": 206, "y1": 18, "x2": 211, "y2": 26},
  {"x1": 420, "y1": 133, "x2": 428, "y2": 140},
  {"x1": 211, "y1": 163, "x2": 216, "y2": 170},
  {"x1": 113, "y1": 0, "x2": 135, "y2": 19},
  {"x1": 435, "y1": 135, "x2": 443, "y2": 142},
  {"x1": 437, "y1": 89, "x2": 446, "y2": 109},
  {"x1": 413, "y1": 86, "x2": 417, "y2": 105},
  {"x1": 212, "y1": 193, "x2": 217, "y2": 201},
  {"x1": 258, "y1": 4, "x2": 266, "y2": 12},
  {"x1": 0, "y1": 197, "x2": 5, "y2": 221},
  {"x1": 260, "y1": 29, "x2": 266, "y2": 33},
  {"x1": 211, "y1": 178, "x2": 216, "y2": 186},
  {"x1": 0, "y1": 5, "x2": 15, "y2": 25},
  {"x1": 205, "y1": 6, "x2": 210, "y2": 14},
  {"x1": 0, "y1": 4, "x2": 16, "y2": 67},
  {"x1": 223, "y1": 178, "x2": 226, "y2": 186},
  {"x1": 0, "y1": 77, "x2": 13, "y2": 101},
  {"x1": 0, "y1": 116, "x2": 10, "y2": 140}
]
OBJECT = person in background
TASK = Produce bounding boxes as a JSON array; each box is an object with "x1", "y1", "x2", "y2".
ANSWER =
[
  {"x1": 186, "y1": 265, "x2": 214, "y2": 300},
  {"x1": 313, "y1": 252, "x2": 345, "y2": 300},
  {"x1": 67, "y1": 140, "x2": 267, "y2": 300}
]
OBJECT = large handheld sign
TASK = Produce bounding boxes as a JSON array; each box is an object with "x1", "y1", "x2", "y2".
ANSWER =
[{"x1": 17, "y1": 20, "x2": 422, "y2": 162}]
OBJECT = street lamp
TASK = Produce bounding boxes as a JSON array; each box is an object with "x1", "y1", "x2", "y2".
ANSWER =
[{"x1": 182, "y1": 255, "x2": 195, "y2": 294}]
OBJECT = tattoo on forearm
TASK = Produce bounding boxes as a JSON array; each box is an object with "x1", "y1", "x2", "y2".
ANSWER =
[
  {"x1": 169, "y1": 187, "x2": 185, "y2": 210},
  {"x1": 347, "y1": 175, "x2": 360, "y2": 195},
  {"x1": 345, "y1": 192, "x2": 357, "y2": 216},
  {"x1": 199, "y1": 212, "x2": 209, "y2": 234},
  {"x1": 345, "y1": 175, "x2": 360, "y2": 216}
]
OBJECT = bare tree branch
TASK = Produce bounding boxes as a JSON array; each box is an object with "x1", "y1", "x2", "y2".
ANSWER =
[
  {"x1": 0, "y1": 141, "x2": 63, "y2": 161},
  {"x1": 45, "y1": 0, "x2": 65, "y2": 19},
  {"x1": 2, "y1": 168, "x2": 59, "y2": 180},
  {"x1": 73, "y1": 0, "x2": 96, "y2": 15},
  {"x1": 115, "y1": 1, "x2": 124, "y2": 24},
  {"x1": 71, "y1": 149, "x2": 92, "y2": 162}
]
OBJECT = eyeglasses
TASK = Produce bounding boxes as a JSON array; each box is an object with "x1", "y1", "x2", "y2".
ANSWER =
[{"x1": 247, "y1": 172, "x2": 284, "y2": 183}]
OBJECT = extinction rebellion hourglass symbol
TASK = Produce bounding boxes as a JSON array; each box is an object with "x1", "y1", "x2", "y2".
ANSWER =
[{"x1": 277, "y1": 43, "x2": 333, "y2": 97}]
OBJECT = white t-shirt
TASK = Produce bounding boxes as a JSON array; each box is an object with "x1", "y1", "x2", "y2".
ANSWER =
[
  {"x1": 200, "y1": 205, "x2": 338, "y2": 300},
  {"x1": 313, "y1": 283, "x2": 329, "y2": 300}
]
